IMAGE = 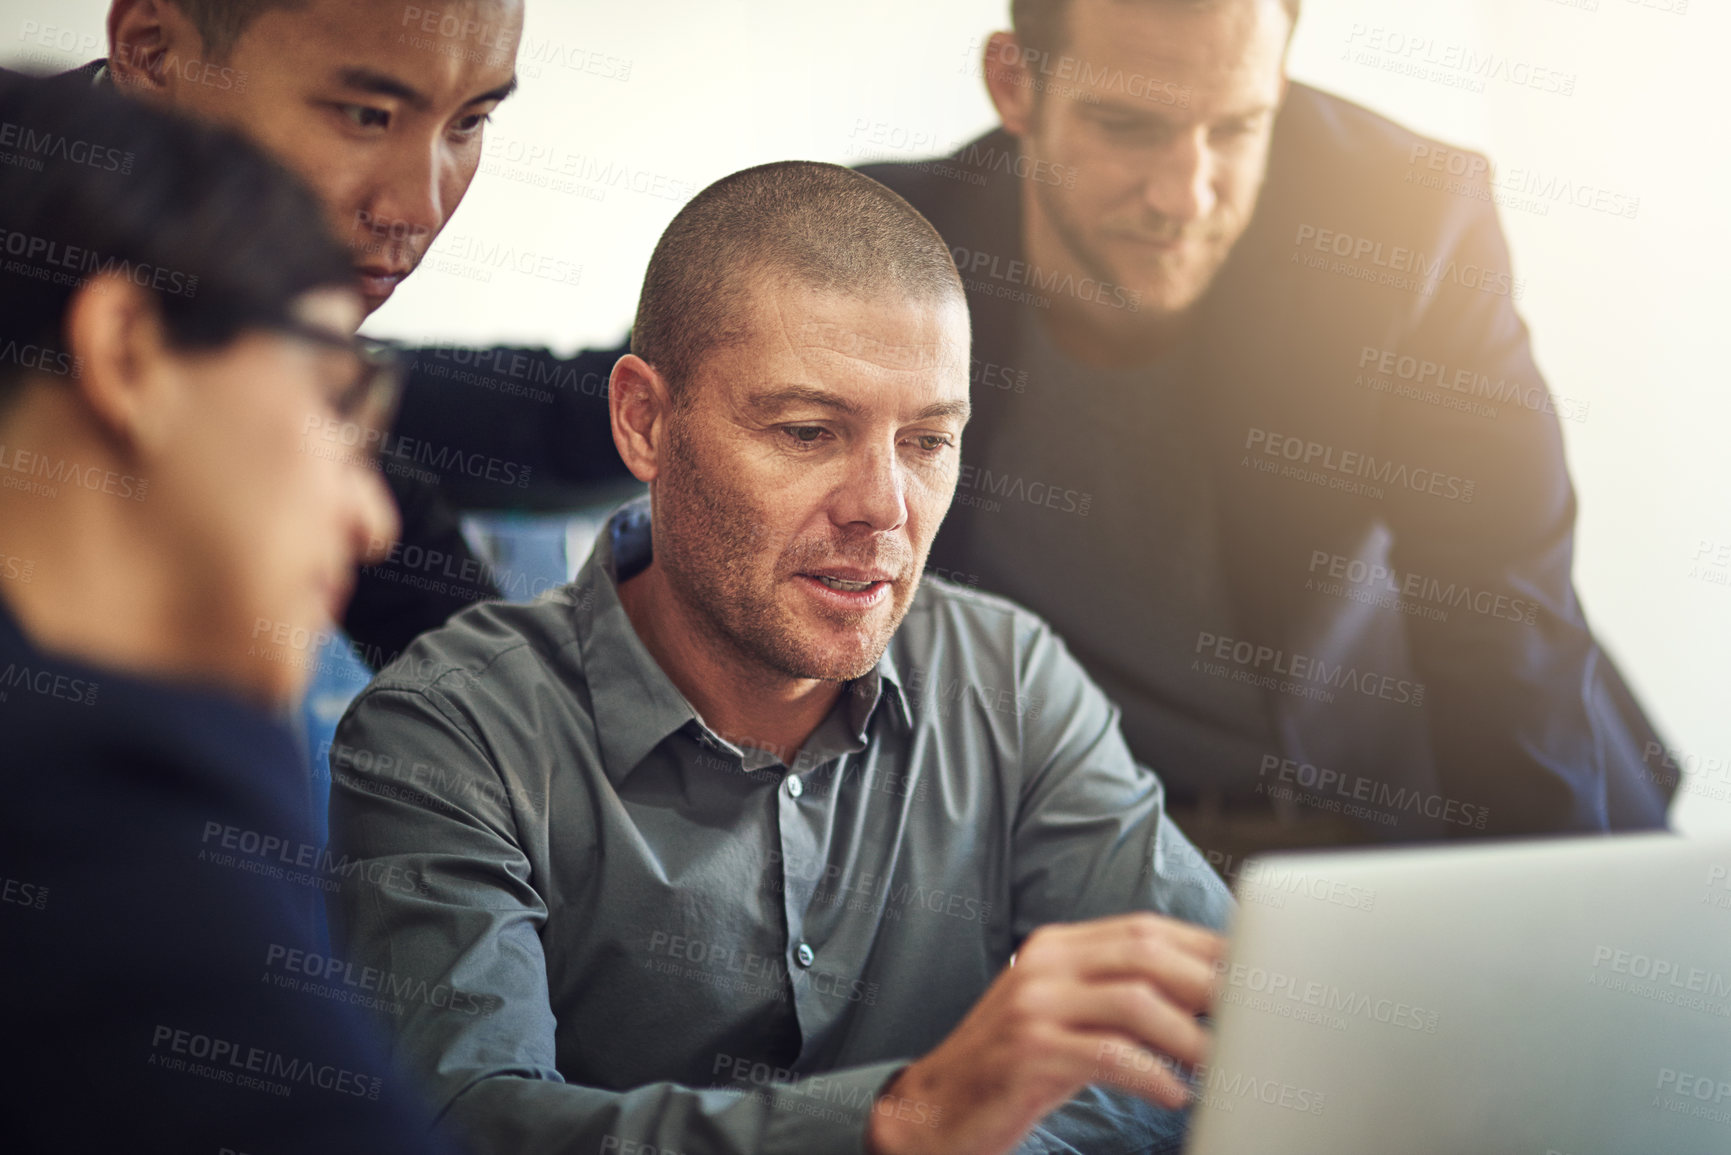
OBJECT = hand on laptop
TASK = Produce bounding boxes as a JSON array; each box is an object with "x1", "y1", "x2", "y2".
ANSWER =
[{"x1": 867, "y1": 912, "x2": 1225, "y2": 1155}]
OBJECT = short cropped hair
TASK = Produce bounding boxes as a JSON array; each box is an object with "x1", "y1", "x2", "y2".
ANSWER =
[
  {"x1": 0, "y1": 71, "x2": 353, "y2": 399},
  {"x1": 630, "y1": 161, "x2": 964, "y2": 402},
  {"x1": 1011, "y1": 0, "x2": 1301, "y2": 65},
  {"x1": 167, "y1": 0, "x2": 309, "y2": 60}
]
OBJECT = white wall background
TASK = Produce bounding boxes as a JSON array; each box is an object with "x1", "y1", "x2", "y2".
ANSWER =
[{"x1": 4, "y1": 0, "x2": 1726, "y2": 834}]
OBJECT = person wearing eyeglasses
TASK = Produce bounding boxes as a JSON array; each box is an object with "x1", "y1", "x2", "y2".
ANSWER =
[
  {"x1": 18, "y1": 0, "x2": 540, "y2": 667},
  {"x1": 0, "y1": 73, "x2": 453, "y2": 1155}
]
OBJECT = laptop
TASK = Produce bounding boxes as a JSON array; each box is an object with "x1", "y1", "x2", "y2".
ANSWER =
[{"x1": 1183, "y1": 832, "x2": 1731, "y2": 1155}]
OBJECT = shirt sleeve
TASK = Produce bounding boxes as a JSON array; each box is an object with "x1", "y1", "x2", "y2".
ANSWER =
[
  {"x1": 1372, "y1": 180, "x2": 1644, "y2": 834},
  {"x1": 1008, "y1": 616, "x2": 1235, "y2": 939},
  {"x1": 326, "y1": 680, "x2": 909, "y2": 1155},
  {"x1": 1002, "y1": 618, "x2": 1233, "y2": 1155}
]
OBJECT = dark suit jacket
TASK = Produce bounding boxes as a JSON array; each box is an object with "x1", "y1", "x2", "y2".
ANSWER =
[
  {"x1": 856, "y1": 85, "x2": 1671, "y2": 834},
  {"x1": 389, "y1": 86, "x2": 1673, "y2": 835}
]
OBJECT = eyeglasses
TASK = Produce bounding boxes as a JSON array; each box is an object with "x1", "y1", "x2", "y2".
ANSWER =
[{"x1": 269, "y1": 319, "x2": 406, "y2": 433}]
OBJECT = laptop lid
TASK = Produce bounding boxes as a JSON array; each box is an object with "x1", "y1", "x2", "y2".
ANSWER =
[{"x1": 1183, "y1": 832, "x2": 1731, "y2": 1155}]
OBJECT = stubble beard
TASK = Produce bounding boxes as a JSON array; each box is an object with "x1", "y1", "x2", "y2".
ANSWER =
[
  {"x1": 1032, "y1": 171, "x2": 1244, "y2": 321},
  {"x1": 653, "y1": 418, "x2": 910, "y2": 685}
]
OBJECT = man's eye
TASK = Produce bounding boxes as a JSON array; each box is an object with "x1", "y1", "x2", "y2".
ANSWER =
[
  {"x1": 913, "y1": 434, "x2": 954, "y2": 453},
  {"x1": 1210, "y1": 121, "x2": 1258, "y2": 142},
  {"x1": 339, "y1": 104, "x2": 392, "y2": 131},
  {"x1": 452, "y1": 112, "x2": 494, "y2": 136},
  {"x1": 1096, "y1": 116, "x2": 1156, "y2": 139},
  {"x1": 785, "y1": 426, "x2": 828, "y2": 445}
]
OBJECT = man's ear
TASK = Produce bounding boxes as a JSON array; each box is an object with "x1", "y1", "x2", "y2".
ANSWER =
[
  {"x1": 982, "y1": 30, "x2": 1039, "y2": 139},
  {"x1": 107, "y1": 0, "x2": 206, "y2": 102},
  {"x1": 61, "y1": 272, "x2": 183, "y2": 459},
  {"x1": 608, "y1": 354, "x2": 674, "y2": 485}
]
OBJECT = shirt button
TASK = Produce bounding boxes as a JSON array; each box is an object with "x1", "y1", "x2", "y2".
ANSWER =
[
  {"x1": 785, "y1": 775, "x2": 804, "y2": 799},
  {"x1": 795, "y1": 942, "x2": 815, "y2": 968}
]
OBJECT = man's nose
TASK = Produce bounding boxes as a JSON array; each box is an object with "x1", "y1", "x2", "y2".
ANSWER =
[
  {"x1": 357, "y1": 140, "x2": 448, "y2": 258},
  {"x1": 1140, "y1": 129, "x2": 1216, "y2": 224},
  {"x1": 833, "y1": 442, "x2": 909, "y2": 533}
]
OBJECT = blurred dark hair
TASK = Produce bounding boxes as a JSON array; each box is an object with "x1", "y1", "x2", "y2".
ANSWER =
[
  {"x1": 0, "y1": 70, "x2": 354, "y2": 400},
  {"x1": 1011, "y1": 0, "x2": 1301, "y2": 66},
  {"x1": 167, "y1": 0, "x2": 310, "y2": 60},
  {"x1": 632, "y1": 161, "x2": 964, "y2": 403}
]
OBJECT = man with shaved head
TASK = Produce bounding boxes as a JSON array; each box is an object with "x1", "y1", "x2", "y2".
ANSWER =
[
  {"x1": 328, "y1": 161, "x2": 1234, "y2": 1155},
  {"x1": 391, "y1": 0, "x2": 1672, "y2": 868}
]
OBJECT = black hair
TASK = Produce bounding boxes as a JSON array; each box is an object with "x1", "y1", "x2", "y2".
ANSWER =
[
  {"x1": 0, "y1": 70, "x2": 354, "y2": 399},
  {"x1": 167, "y1": 0, "x2": 310, "y2": 61}
]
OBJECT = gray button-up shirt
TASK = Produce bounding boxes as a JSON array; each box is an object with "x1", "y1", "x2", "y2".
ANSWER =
[{"x1": 328, "y1": 498, "x2": 1232, "y2": 1155}]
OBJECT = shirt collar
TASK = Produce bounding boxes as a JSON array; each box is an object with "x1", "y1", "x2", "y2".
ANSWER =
[{"x1": 572, "y1": 496, "x2": 910, "y2": 787}]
